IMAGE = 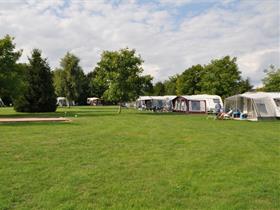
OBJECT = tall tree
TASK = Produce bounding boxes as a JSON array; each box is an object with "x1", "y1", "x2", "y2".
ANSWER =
[
  {"x1": 53, "y1": 68, "x2": 66, "y2": 97},
  {"x1": 153, "y1": 82, "x2": 165, "y2": 96},
  {"x1": 200, "y1": 56, "x2": 243, "y2": 99},
  {"x1": 55, "y1": 52, "x2": 86, "y2": 105},
  {"x1": 237, "y1": 78, "x2": 253, "y2": 93},
  {"x1": 87, "y1": 68, "x2": 109, "y2": 98},
  {"x1": 176, "y1": 65, "x2": 203, "y2": 95},
  {"x1": 76, "y1": 73, "x2": 89, "y2": 105},
  {"x1": 163, "y1": 75, "x2": 178, "y2": 95},
  {"x1": 14, "y1": 49, "x2": 57, "y2": 112},
  {"x1": 95, "y1": 48, "x2": 149, "y2": 113},
  {"x1": 0, "y1": 35, "x2": 22, "y2": 101},
  {"x1": 137, "y1": 75, "x2": 153, "y2": 96},
  {"x1": 262, "y1": 65, "x2": 280, "y2": 92}
]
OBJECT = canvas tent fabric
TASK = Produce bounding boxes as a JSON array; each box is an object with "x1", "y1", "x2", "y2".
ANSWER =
[
  {"x1": 172, "y1": 96, "x2": 207, "y2": 113},
  {"x1": 57, "y1": 97, "x2": 75, "y2": 107},
  {"x1": 136, "y1": 96, "x2": 177, "y2": 111},
  {"x1": 136, "y1": 96, "x2": 153, "y2": 110},
  {"x1": 224, "y1": 92, "x2": 280, "y2": 120}
]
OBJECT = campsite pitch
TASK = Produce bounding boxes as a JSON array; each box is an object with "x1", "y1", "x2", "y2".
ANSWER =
[
  {"x1": 0, "y1": 106, "x2": 279, "y2": 209},
  {"x1": 0, "y1": 117, "x2": 70, "y2": 123}
]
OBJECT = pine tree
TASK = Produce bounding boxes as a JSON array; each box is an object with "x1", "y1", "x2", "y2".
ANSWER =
[{"x1": 14, "y1": 49, "x2": 57, "y2": 112}]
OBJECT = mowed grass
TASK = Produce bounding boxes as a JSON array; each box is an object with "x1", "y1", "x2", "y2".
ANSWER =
[{"x1": 0, "y1": 106, "x2": 279, "y2": 210}]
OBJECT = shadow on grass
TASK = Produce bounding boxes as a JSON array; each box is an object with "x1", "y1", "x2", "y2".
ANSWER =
[{"x1": 131, "y1": 111, "x2": 203, "y2": 116}]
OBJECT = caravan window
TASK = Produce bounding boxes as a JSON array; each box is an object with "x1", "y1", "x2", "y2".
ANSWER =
[
  {"x1": 213, "y1": 99, "x2": 220, "y2": 104},
  {"x1": 274, "y1": 99, "x2": 280, "y2": 107},
  {"x1": 191, "y1": 101, "x2": 201, "y2": 111},
  {"x1": 256, "y1": 103, "x2": 268, "y2": 114}
]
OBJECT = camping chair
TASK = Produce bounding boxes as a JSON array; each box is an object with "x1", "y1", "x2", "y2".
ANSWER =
[
  {"x1": 206, "y1": 110, "x2": 217, "y2": 120},
  {"x1": 216, "y1": 110, "x2": 233, "y2": 120}
]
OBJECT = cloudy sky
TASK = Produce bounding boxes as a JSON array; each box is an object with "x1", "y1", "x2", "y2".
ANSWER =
[{"x1": 0, "y1": 0, "x2": 279, "y2": 86}]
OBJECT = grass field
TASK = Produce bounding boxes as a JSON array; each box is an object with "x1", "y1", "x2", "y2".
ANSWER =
[{"x1": 0, "y1": 106, "x2": 279, "y2": 210}]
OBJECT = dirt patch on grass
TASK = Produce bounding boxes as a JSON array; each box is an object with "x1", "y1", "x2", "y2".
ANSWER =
[{"x1": 0, "y1": 117, "x2": 71, "y2": 123}]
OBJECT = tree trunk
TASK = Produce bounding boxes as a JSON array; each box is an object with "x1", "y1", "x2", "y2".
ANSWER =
[{"x1": 118, "y1": 103, "x2": 122, "y2": 114}]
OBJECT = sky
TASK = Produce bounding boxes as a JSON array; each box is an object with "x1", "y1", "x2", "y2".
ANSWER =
[{"x1": 0, "y1": 0, "x2": 279, "y2": 86}]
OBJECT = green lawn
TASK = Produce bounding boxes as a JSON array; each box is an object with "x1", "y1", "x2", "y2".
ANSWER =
[{"x1": 0, "y1": 106, "x2": 279, "y2": 210}]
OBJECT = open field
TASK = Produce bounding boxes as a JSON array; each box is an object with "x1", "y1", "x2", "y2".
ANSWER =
[{"x1": 0, "y1": 106, "x2": 279, "y2": 210}]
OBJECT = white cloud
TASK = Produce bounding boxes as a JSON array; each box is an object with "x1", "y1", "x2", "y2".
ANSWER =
[
  {"x1": 0, "y1": 0, "x2": 279, "y2": 86},
  {"x1": 158, "y1": 0, "x2": 193, "y2": 6}
]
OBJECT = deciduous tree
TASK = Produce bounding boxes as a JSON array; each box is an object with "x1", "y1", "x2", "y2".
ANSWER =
[
  {"x1": 176, "y1": 65, "x2": 203, "y2": 95},
  {"x1": 163, "y1": 75, "x2": 178, "y2": 95},
  {"x1": 262, "y1": 65, "x2": 280, "y2": 92},
  {"x1": 200, "y1": 56, "x2": 243, "y2": 99},
  {"x1": 95, "y1": 48, "x2": 149, "y2": 113},
  {"x1": 55, "y1": 52, "x2": 87, "y2": 105},
  {"x1": 0, "y1": 35, "x2": 22, "y2": 101},
  {"x1": 153, "y1": 82, "x2": 165, "y2": 96}
]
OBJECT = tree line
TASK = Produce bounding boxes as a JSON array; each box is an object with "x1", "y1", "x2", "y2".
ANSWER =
[{"x1": 0, "y1": 35, "x2": 279, "y2": 112}]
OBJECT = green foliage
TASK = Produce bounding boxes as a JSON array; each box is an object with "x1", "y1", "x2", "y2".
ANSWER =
[
  {"x1": 137, "y1": 75, "x2": 153, "y2": 96},
  {"x1": 262, "y1": 65, "x2": 280, "y2": 92},
  {"x1": 94, "y1": 48, "x2": 148, "y2": 103},
  {"x1": 54, "y1": 52, "x2": 88, "y2": 104},
  {"x1": 200, "y1": 56, "x2": 245, "y2": 99},
  {"x1": 53, "y1": 68, "x2": 65, "y2": 97},
  {"x1": 0, "y1": 106, "x2": 279, "y2": 209},
  {"x1": 0, "y1": 34, "x2": 258, "y2": 104},
  {"x1": 14, "y1": 49, "x2": 57, "y2": 112},
  {"x1": 163, "y1": 75, "x2": 178, "y2": 95},
  {"x1": 237, "y1": 78, "x2": 253, "y2": 93},
  {"x1": 87, "y1": 69, "x2": 109, "y2": 98},
  {"x1": 153, "y1": 81, "x2": 165, "y2": 96},
  {"x1": 176, "y1": 65, "x2": 203, "y2": 95},
  {"x1": 160, "y1": 57, "x2": 251, "y2": 98},
  {"x1": 0, "y1": 35, "x2": 22, "y2": 100}
]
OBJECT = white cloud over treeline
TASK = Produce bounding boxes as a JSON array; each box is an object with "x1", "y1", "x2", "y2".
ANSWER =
[{"x1": 0, "y1": 0, "x2": 279, "y2": 86}]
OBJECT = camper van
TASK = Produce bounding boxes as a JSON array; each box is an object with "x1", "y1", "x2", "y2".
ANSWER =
[{"x1": 186, "y1": 95, "x2": 223, "y2": 113}]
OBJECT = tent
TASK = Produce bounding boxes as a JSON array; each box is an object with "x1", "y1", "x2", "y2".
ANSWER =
[
  {"x1": 136, "y1": 96, "x2": 177, "y2": 111},
  {"x1": 0, "y1": 98, "x2": 4, "y2": 107},
  {"x1": 224, "y1": 92, "x2": 280, "y2": 120},
  {"x1": 136, "y1": 96, "x2": 153, "y2": 110},
  {"x1": 186, "y1": 94, "x2": 223, "y2": 113},
  {"x1": 163, "y1": 95, "x2": 177, "y2": 111},
  {"x1": 87, "y1": 97, "x2": 102, "y2": 106},
  {"x1": 172, "y1": 96, "x2": 207, "y2": 113},
  {"x1": 57, "y1": 97, "x2": 75, "y2": 107}
]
